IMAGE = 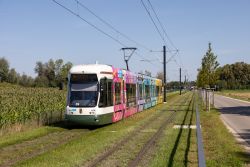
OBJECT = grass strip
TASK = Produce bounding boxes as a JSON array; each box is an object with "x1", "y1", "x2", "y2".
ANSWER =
[
  {"x1": 216, "y1": 89, "x2": 250, "y2": 102},
  {"x1": 198, "y1": 92, "x2": 248, "y2": 167},
  {"x1": 149, "y1": 92, "x2": 198, "y2": 167},
  {"x1": 0, "y1": 126, "x2": 64, "y2": 148},
  {"x1": 15, "y1": 93, "x2": 181, "y2": 167}
]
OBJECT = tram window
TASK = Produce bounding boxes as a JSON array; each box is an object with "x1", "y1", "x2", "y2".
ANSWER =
[
  {"x1": 70, "y1": 74, "x2": 97, "y2": 84},
  {"x1": 152, "y1": 86, "x2": 155, "y2": 97},
  {"x1": 115, "y1": 82, "x2": 121, "y2": 105},
  {"x1": 156, "y1": 86, "x2": 159, "y2": 96},
  {"x1": 99, "y1": 79, "x2": 113, "y2": 107},
  {"x1": 126, "y1": 84, "x2": 136, "y2": 107},
  {"x1": 139, "y1": 84, "x2": 143, "y2": 100},
  {"x1": 107, "y1": 81, "x2": 113, "y2": 106},
  {"x1": 145, "y1": 85, "x2": 150, "y2": 98}
]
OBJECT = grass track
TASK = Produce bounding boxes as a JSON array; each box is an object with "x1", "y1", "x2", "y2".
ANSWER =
[
  {"x1": 3, "y1": 90, "x2": 246, "y2": 167},
  {"x1": 149, "y1": 92, "x2": 198, "y2": 167},
  {"x1": 0, "y1": 126, "x2": 65, "y2": 149},
  {"x1": 13, "y1": 92, "x2": 183, "y2": 167}
]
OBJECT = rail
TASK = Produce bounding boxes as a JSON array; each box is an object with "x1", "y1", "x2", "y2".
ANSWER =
[{"x1": 195, "y1": 92, "x2": 206, "y2": 167}]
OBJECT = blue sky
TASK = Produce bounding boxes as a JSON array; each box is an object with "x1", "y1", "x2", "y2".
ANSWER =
[{"x1": 0, "y1": 0, "x2": 250, "y2": 81}]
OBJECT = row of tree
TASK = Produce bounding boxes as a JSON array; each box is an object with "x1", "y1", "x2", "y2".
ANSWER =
[
  {"x1": 34, "y1": 59, "x2": 72, "y2": 87},
  {"x1": 0, "y1": 57, "x2": 72, "y2": 88},
  {"x1": 156, "y1": 71, "x2": 196, "y2": 90},
  {"x1": 196, "y1": 43, "x2": 250, "y2": 89},
  {"x1": 216, "y1": 62, "x2": 250, "y2": 89}
]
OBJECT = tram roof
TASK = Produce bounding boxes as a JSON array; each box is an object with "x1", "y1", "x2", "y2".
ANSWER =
[{"x1": 70, "y1": 64, "x2": 113, "y2": 74}]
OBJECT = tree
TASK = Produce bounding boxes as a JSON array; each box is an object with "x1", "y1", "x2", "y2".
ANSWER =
[
  {"x1": 197, "y1": 43, "x2": 219, "y2": 88},
  {"x1": 216, "y1": 62, "x2": 250, "y2": 89},
  {"x1": 0, "y1": 57, "x2": 10, "y2": 82},
  {"x1": 45, "y1": 59, "x2": 56, "y2": 87},
  {"x1": 8, "y1": 68, "x2": 19, "y2": 84},
  {"x1": 34, "y1": 61, "x2": 45, "y2": 77},
  {"x1": 34, "y1": 59, "x2": 72, "y2": 88},
  {"x1": 144, "y1": 70, "x2": 151, "y2": 77},
  {"x1": 156, "y1": 71, "x2": 164, "y2": 81},
  {"x1": 19, "y1": 73, "x2": 34, "y2": 87},
  {"x1": 60, "y1": 62, "x2": 72, "y2": 83}
]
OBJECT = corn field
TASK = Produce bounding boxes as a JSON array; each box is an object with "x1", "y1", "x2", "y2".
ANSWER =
[{"x1": 0, "y1": 83, "x2": 66, "y2": 129}]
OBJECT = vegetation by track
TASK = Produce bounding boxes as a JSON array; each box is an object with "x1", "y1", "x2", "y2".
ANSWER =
[
  {"x1": 197, "y1": 91, "x2": 249, "y2": 167},
  {"x1": 0, "y1": 83, "x2": 66, "y2": 135},
  {"x1": 0, "y1": 127, "x2": 92, "y2": 167},
  {"x1": 9, "y1": 92, "x2": 194, "y2": 167},
  {"x1": 3, "y1": 90, "x2": 246, "y2": 167}
]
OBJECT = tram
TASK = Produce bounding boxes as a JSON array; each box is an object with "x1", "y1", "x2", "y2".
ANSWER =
[{"x1": 65, "y1": 64, "x2": 163, "y2": 125}]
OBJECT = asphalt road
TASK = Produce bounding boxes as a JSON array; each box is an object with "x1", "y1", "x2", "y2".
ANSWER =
[{"x1": 214, "y1": 94, "x2": 250, "y2": 153}]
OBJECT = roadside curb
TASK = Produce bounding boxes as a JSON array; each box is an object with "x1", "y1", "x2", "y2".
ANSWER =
[{"x1": 220, "y1": 115, "x2": 250, "y2": 153}]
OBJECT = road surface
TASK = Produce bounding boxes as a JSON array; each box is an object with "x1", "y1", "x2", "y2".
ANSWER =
[{"x1": 214, "y1": 94, "x2": 250, "y2": 154}]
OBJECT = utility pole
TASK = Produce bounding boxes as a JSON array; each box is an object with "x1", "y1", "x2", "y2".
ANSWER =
[
  {"x1": 147, "y1": 46, "x2": 178, "y2": 102},
  {"x1": 179, "y1": 67, "x2": 182, "y2": 95},
  {"x1": 185, "y1": 75, "x2": 186, "y2": 90},
  {"x1": 163, "y1": 45, "x2": 166, "y2": 103},
  {"x1": 121, "y1": 47, "x2": 137, "y2": 71}
]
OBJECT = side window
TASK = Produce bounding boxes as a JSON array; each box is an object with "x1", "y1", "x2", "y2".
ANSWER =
[
  {"x1": 107, "y1": 81, "x2": 113, "y2": 106},
  {"x1": 152, "y1": 85, "x2": 155, "y2": 97},
  {"x1": 145, "y1": 85, "x2": 150, "y2": 98},
  {"x1": 139, "y1": 84, "x2": 143, "y2": 100},
  {"x1": 115, "y1": 82, "x2": 121, "y2": 105},
  {"x1": 99, "y1": 79, "x2": 113, "y2": 107},
  {"x1": 156, "y1": 86, "x2": 159, "y2": 96},
  {"x1": 126, "y1": 83, "x2": 136, "y2": 107}
]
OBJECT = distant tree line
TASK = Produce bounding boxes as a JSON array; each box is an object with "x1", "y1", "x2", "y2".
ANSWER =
[
  {"x1": 156, "y1": 71, "x2": 196, "y2": 90},
  {"x1": 34, "y1": 59, "x2": 72, "y2": 87},
  {"x1": 197, "y1": 43, "x2": 250, "y2": 90},
  {"x1": 216, "y1": 62, "x2": 250, "y2": 89},
  {"x1": 0, "y1": 57, "x2": 72, "y2": 88}
]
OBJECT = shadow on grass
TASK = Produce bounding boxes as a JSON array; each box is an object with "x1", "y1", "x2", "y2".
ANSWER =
[
  {"x1": 171, "y1": 104, "x2": 190, "y2": 107},
  {"x1": 49, "y1": 121, "x2": 106, "y2": 131},
  {"x1": 235, "y1": 151, "x2": 250, "y2": 164},
  {"x1": 184, "y1": 98, "x2": 194, "y2": 166},
  {"x1": 167, "y1": 95, "x2": 193, "y2": 167}
]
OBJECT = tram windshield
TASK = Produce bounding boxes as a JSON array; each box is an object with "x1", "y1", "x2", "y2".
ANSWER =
[{"x1": 69, "y1": 74, "x2": 98, "y2": 107}]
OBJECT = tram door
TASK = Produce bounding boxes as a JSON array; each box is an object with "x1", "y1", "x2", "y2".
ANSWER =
[{"x1": 122, "y1": 80, "x2": 125, "y2": 119}]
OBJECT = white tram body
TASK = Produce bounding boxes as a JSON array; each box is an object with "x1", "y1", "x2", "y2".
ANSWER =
[
  {"x1": 65, "y1": 64, "x2": 163, "y2": 125},
  {"x1": 65, "y1": 64, "x2": 114, "y2": 125}
]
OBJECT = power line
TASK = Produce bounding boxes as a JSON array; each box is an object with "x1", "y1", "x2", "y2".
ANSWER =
[
  {"x1": 146, "y1": 0, "x2": 177, "y2": 50},
  {"x1": 52, "y1": 0, "x2": 161, "y2": 70},
  {"x1": 140, "y1": 0, "x2": 166, "y2": 45},
  {"x1": 74, "y1": 0, "x2": 152, "y2": 52},
  {"x1": 52, "y1": 0, "x2": 127, "y2": 47},
  {"x1": 142, "y1": 0, "x2": 184, "y2": 70}
]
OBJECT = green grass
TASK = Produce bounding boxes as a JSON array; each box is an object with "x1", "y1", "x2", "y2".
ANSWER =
[
  {"x1": 198, "y1": 93, "x2": 248, "y2": 167},
  {"x1": 15, "y1": 106, "x2": 164, "y2": 166},
  {"x1": 150, "y1": 92, "x2": 198, "y2": 167},
  {"x1": 217, "y1": 89, "x2": 250, "y2": 102},
  {"x1": 4, "y1": 90, "x2": 247, "y2": 167},
  {"x1": 13, "y1": 93, "x2": 182, "y2": 167},
  {"x1": 0, "y1": 126, "x2": 64, "y2": 148}
]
